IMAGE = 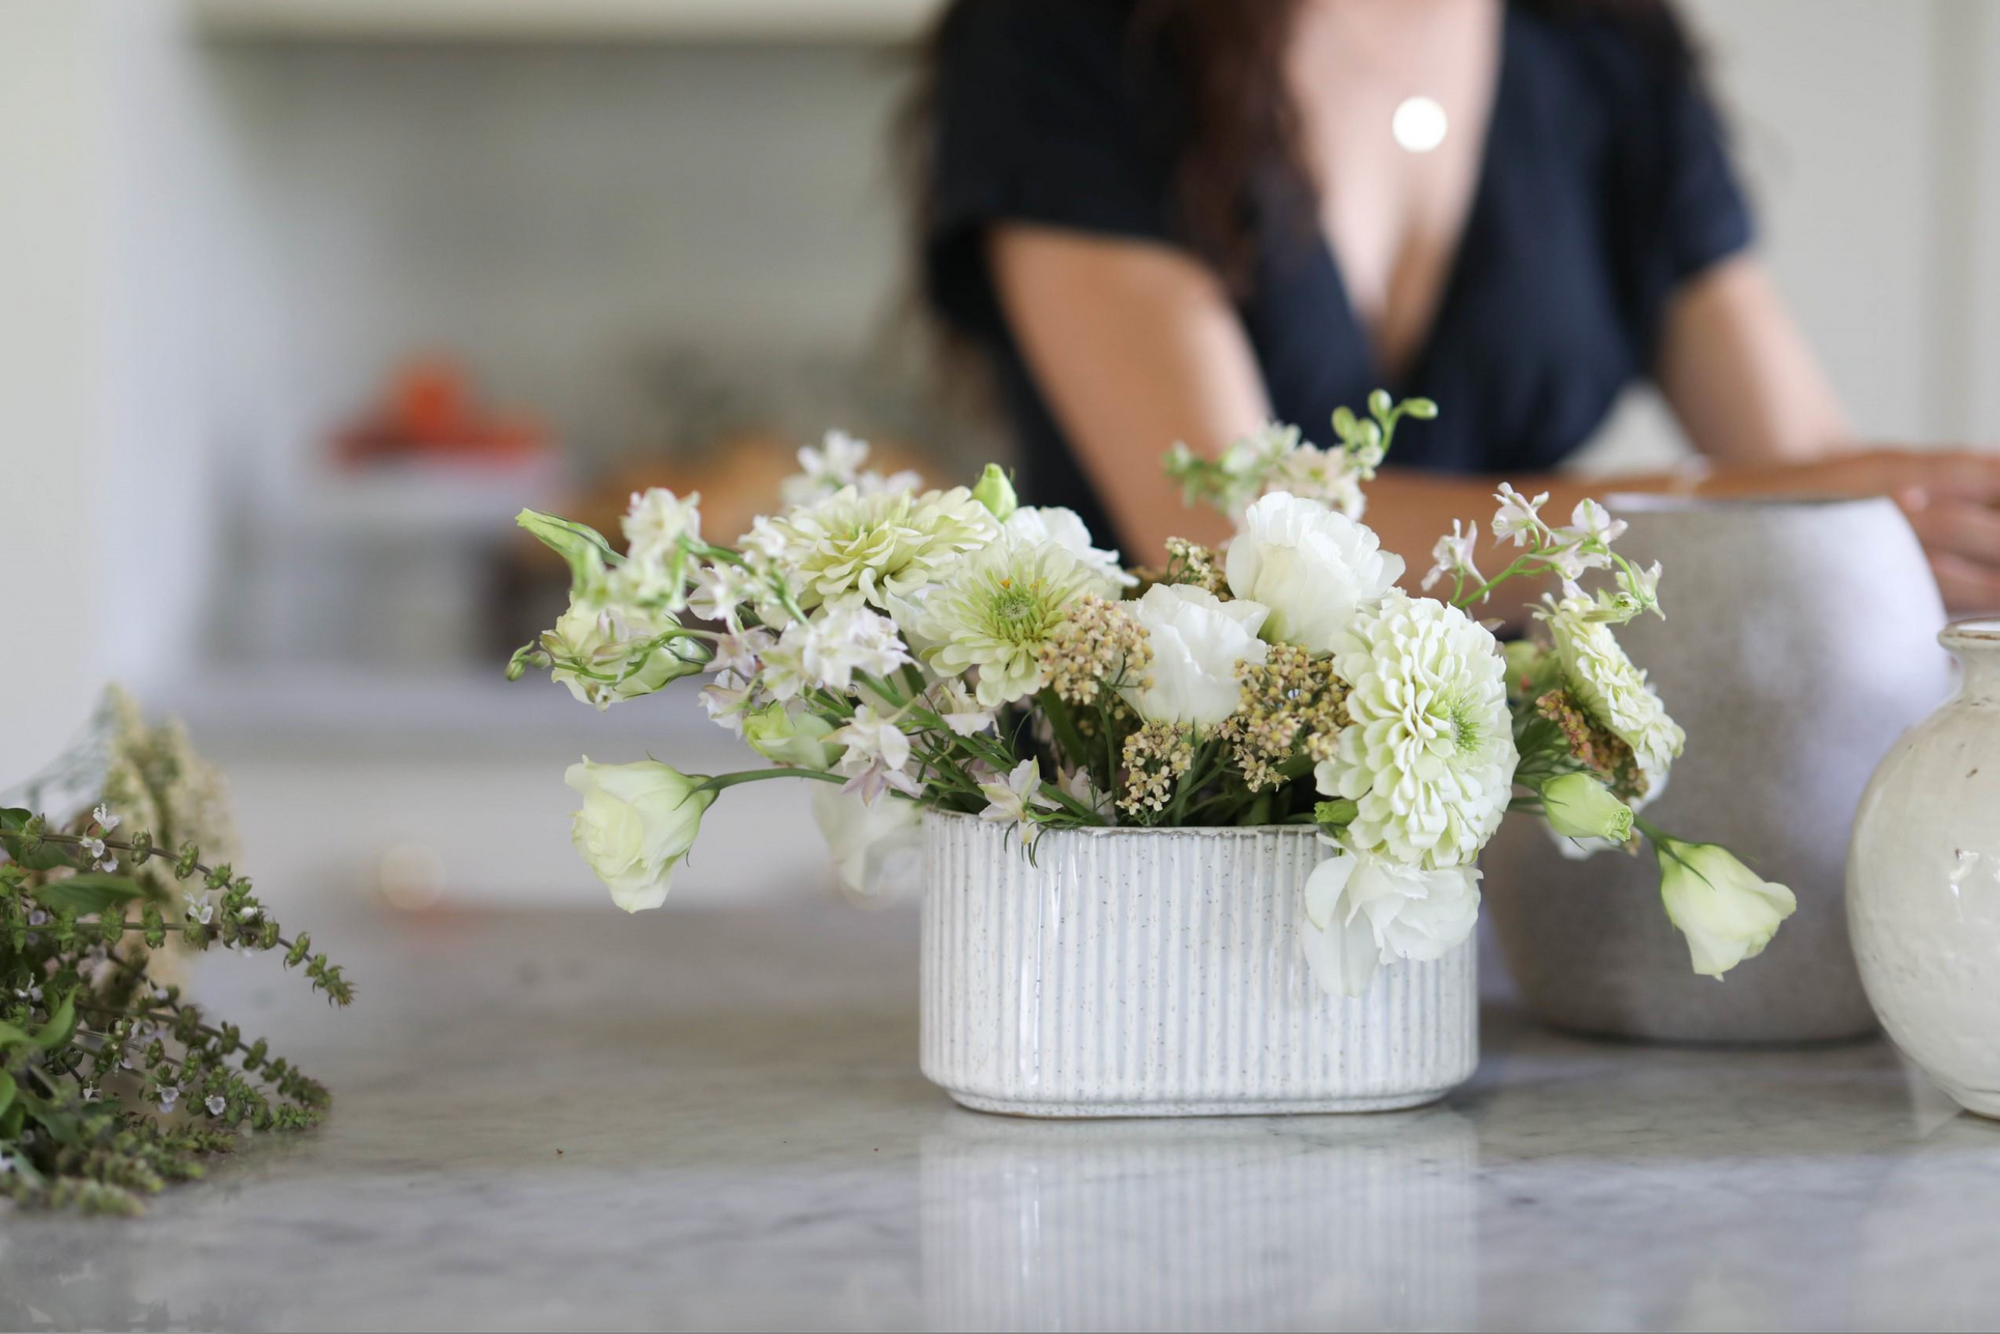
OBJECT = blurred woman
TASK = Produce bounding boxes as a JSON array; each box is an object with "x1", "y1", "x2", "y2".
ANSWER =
[{"x1": 909, "y1": 0, "x2": 2000, "y2": 609}]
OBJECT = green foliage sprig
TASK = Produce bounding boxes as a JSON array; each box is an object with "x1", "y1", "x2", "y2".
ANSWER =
[{"x1": 0, "y1": 702, "x2": 348, "y2": 1215}]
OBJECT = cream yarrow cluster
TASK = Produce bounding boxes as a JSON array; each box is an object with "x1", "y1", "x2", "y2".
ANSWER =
[
  {"x1": 1218, "y1": 644, "x2": 1349, "y2": 791},
  {"x1": 1037, "y1": 593, "x2": 1153, "y2": 707},
  {"x1": 1119, "y1": 722, "x2": 1196, "y2": 822}
]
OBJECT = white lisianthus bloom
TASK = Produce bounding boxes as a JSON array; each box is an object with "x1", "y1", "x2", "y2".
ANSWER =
[
  {"x1": 1654, "y1": 836, "x2": 1797, "y2": 977},
  {"x1": 1316, "y1": 592, "x2": 1517, "y2": 869},
  {"x1": 811, "y1": 785, "x2": 923, "y2": 905},
  {"x1": 978, "y1": 758, "x2": 1056, "y2": 843},
  {"x1": 745, "y1": 485, "x2": 995, "y2": 614},
  {"x1": 1122, "y1": 584, "x2": 1270, "y2": 732},
  {"x1": 1226, "y1": 492, "x2": 1405, "y2": 651},
  {"x1": 1538, "y1": 772, "x2": 1635, "y2": 844},
  {"x1": 1544, "y1": 597, "x2": 1685, "y2": 798},
  {"x1": 546, "y1": 597, "x2": 709, "y2": 710},
  {"x1": 920, "y1": 536, "x2": 1098, "y2": 707},
  {"x1": 1300, "y1": 841, "x2": 1482, "y2": 998},
  {"x1": 565, "y1": 758, "x2": 716, "y2": 912},
  {"x1": 1002, "y1": 506, "x2": 1137, "y2": 593}
]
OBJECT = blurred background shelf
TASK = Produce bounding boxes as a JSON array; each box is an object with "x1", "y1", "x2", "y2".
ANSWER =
[{"x1": 193, "y1": 0, "x2": 945, "y2": 42}]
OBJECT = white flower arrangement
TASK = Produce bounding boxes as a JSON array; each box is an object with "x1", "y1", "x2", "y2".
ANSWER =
[{"x1": 512, "y1": 408, "x2": 1794, "y2": 993}]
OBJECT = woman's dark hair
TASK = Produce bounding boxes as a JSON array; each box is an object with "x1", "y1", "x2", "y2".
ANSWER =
[{"x1": 903, "y1": 0, "x2": 1699, "y2": 292}]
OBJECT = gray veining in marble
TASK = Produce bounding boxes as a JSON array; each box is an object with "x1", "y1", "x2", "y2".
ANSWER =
[{"x1": 4, "y1": 905, "x2": 1998, "y2": 1332}]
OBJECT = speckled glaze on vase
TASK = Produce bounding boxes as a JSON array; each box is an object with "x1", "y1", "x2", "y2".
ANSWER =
[
  {"x1": 919, "y1": 811, "x2": 1477, "y2": 1117},
  {"x1": 1849, "y1": 619, "x2": 2000, "y2": 1118},
  {"x1": 1485, "y1": 496, "x2": 1950, "y2": 1043}
]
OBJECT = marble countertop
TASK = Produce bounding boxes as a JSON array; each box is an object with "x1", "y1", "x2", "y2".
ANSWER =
[{"x1": 6, "y1": 905, "x2": 1998, "y2": 1333}]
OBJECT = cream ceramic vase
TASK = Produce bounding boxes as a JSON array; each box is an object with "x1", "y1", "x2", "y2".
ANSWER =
[
  {"x1": 1485, "y1": 496, "x2": 1949, "y2": 1042},
  {"x1": 1849, "y1": 619, "x2": 2000, "y2": 1118},
  {"x1": 919, "y1": 811, "x2": 1477, "y2": 1117}
]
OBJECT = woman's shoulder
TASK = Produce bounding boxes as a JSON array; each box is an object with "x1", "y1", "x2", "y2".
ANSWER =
[{"x1": 1510, "y1": 1, "x2": 1707, "y2": 115}]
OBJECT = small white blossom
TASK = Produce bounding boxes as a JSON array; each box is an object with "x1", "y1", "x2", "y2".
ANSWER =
[
  {"x1": 688, "y1": 562, "x2": 763, "y2": 626},
  {"x1": 206, "y1": 1095, "x2": 228, "y2": 1117},
  {"x1": 978, "y1": 759, "x2": 1056, "y2": 843},
  {"x1": 622, "y1": 488, "x2": 701, "y2": 563},
  {"x1": 1060, "y1": 767, "x2": 1116, "y2": 823},
  {"x1": 831, "y1": 706, "x2": 918, "y2": 803},
  {"x1": 1421, "y1": 518, "x2": 1483, "y2": 592},
  {"x1": 27, "y1": 910, "x2": 48, "y2": 928},
  {"x1": 1491, "y1": 483, "x2": 1549, "y2": 547},
  {"x1": 81, "y1": 1085, "x2": 101, "y2": 1103},
  {"x1": 699, "y1": 682, "x2": 754, "y2": 734},
  {"x1": 0, "y1": 1153, "x2": 14, "y2": 1175},
  {"x1": 14, "y1": 985, "x2": 42, "y2": 1003},
  {"x1": 183, "y1": 893, "x2": 214, "y2": 926},
  {"x1": 158, "y1": 1087, "x2": 180, "y2": 1113},
  {"x1": 1561, "y1": 498, "x2": 1626, "y2": 548},
  {"x1": 710, "y1": 627, "x2": 774, "y2": 679},
  {"x1": 779, "y1": 430, "x2": 923, "y2": 506},
  {"x1": 93, "y1": 803, "x2": 121, "y2": 832},
  {"x1": 931, "y1": 680, "x2": 998, "y2": 737},
  {"x1": 801, "y1": 604, "x2": 911, "y2": 693}
]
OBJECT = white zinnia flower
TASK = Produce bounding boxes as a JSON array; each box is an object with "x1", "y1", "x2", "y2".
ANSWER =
[
  {"x1": 1316, "y1": 592, "x2": 1517, "y2": 870},
  {"x1": 1654, "y1": 836, "x2": 1797, "y2": 977},
  {"x1": 1300, "y1": 841, "x2": 1482, "y2": 997},
  {"x1": 1544, "y1": 597, "x2": 1685, "y2": 797},
  {"x1": 1226, "y1": 492, "x2": 1405, "y2": 652},
  {"x1": 978, "y1": 758, "x2": 1056, "y2": 843},
  {"x1": 566, "y1": 758, "x2": 715, "y2": 912},
  {"x1": 746, "y1": 485, "x2": 995, "y2": 614},
  {"x1": 920, "y1": 537, "x2": 1098, "y2": 707},
  {"x1": 1002, "y1": 506, "x2": 1136, "y2": 593},
  {"x1": 1122, "y1": 584, "x2": 1270, "y2": 732},
  {"x1": 811, "y1": 785, "x2": 923, "y2": 905},
  {"x1": 831, "y1": 705, "x2": 918, "y2": 802}
]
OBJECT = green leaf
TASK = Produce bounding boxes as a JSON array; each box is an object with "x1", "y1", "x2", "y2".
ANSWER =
[
  {"x1": 0, "y1": 808, "x2": 71, "y2": 872},
  {"x1": 31, "y1": 874, "x2": 145, "y2": 917},
  {"x1": 0, "y1": 1019, "x2": 31, "y2": 1051},
  {"x1": 32, "y1": 993, "x2": 76, "y2": 1051},
  {"x1": 0, "y1": 1070, "x2": 15, "y2": 1123},
  {"x1": 1313, "y1": 799, "x2": 1359, "y2": 831}
]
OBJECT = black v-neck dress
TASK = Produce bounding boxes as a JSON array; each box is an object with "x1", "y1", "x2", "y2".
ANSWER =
[{"x1": 922, "y1": 0, "x2": 1754, "y2": 552}]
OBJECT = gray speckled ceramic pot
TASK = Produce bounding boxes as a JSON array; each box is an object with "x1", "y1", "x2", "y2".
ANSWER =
[
  {"x1": 919, "y1": 811, "x2": 1477, "y2": 1116},
  {"x1": 1485, "y1": 495, "x2": 1950, "y2": 1043}
]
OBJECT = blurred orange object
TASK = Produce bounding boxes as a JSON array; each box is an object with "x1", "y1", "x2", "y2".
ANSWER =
[{"x1": 337, "y1": 356, "x2": 549, "y2": 466}]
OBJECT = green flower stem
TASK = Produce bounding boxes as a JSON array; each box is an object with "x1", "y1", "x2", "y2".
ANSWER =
[
  {"x1": 27, "y1": 833, "x2": 306, "y2": 954},
  {"x1": 1453, "y1": 552, "x2": 1541, "y2": 608},
  {"x1": 1035, "y1": 689, "x2": 1092, "y2": 776},
  {"x1": 693, "y1": 768, "x2": 848, "y2": 795}
]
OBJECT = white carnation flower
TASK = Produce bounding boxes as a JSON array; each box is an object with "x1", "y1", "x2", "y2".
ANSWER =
[
  {"x1": 1315, "y1": 592, "x2": 1517, "y2": 870},
  {"x1": 1301, "y1": 841, "x2": 1482, "y2": 997},
  {"x1": 1544, "y1": 597, "x2": 1685, "y2": 797},
  {"x1": 1122, "y1": 584, "x2": 1270, "y2": 732},
  {"x1": 745, "y1": 485, "x2": 996, "y2": 615},
  {"x1": 1226, "y1": 492, "x2": 1405, "y2": 652},
  {"x1": 919, "y1": 536, "x2": 1099, "y2": 707},
  {"x1": 1002, "y1": 506, "x2": 1136, "y2": 593}
]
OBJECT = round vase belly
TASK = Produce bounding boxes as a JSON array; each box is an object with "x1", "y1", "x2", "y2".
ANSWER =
[
  {"x1": 1484, "y1": 496, "x2": 1949, "y2": 1043},
  {"x1": 919, "y1": 811, "x2": 1477, "y2": 1117},
  {"x1": 1849, "y1": 620, "x2": 2000, "y2": 1119}
]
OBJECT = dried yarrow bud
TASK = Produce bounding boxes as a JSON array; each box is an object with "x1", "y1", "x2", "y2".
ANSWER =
[
  {"x1": 1217, "y1": 644, "x2": 1350, "y2": 790},
  {"x1": 1535, "y1": 689, "x2": 1647, "y2": 800},
  {"x1": 1037, "y1": 594, "x2": 1153, "y2": 706},
  {"x1": 1119, "y1": 721, "x2": 1195, "y2": 821},
  {"x1": 1160, "y1": 537, "x2": 1228, "y2": 597}
]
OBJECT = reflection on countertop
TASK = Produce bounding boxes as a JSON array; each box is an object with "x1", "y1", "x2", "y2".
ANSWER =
[{"x1": 3, "y1": 904, "x2": 1996, "y2": 1332}]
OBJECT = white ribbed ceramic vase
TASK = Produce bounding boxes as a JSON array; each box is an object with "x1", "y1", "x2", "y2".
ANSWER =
[{"x1": 919, "y1": 811, "x2": 1478, "y2": 1117}]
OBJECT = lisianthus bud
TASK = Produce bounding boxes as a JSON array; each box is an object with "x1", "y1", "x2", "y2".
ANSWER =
[
  {"x1": 1653, "y1": 836, "x2": 1796, "y2": 978},
  {"x1": 517, "y1": 508, "x2": 615, "y2": 598},
  {"x1": 743, "y1": 703, "x2": 842, "y2": 770},
  {"x1": 971, "y1": 463, "x2": 1019, "y2": 520},
  {"x1": 1539, "y1": 773, "x2": 1634, "y2": 843},
  {"x1": 564, "y1": 759, "x2": 715, "y2": 912}
]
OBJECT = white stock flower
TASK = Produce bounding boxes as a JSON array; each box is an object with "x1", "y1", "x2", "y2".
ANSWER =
[
  {"x1": 1271, "y1": 444, "x2": 1369, "y2": 519},
  {"x1": 699, "y1": 682, "x2": 752, "y2": 734},
  {"x1": 978, "y1": 758, "x2": 1055, "y2": 843},
  {"x1": 1316, "y1": 593, "x2": 1517, "y2": 869},
  {"x1": 746, "y1": 485, "x2": 996, "y2": 613},
  {"x1": 831, "y1": 705, "x2": 918, "y2": 802},
  {"x1": 622, "y1": 488, "x2": 701, "y2": 563},
  {"x1": 1226, "y1": 492, "x2": 1405, "y2": 652},
  {"x1": 1561, "y1": 498, "x2": 1627, "y2": 548},
  {"x1": 1655, "y1": 837, "x2": 1797, "y2": 978},
  {"x1": 1061, "y1": 767, "x2": 1116, "y2": 823},
  {"x1": 1544, "y1": 597, "x2": 1685, "y2": 796},
  {"x1": 565, "y1": 758, "x2": 716, "y2": 912},
  {"x1": 1491, "y1": 483, "x2": 1549, "y2": 547},
  {"x1": 802, "y1": 604, "x2": 910, "y2": 692},
  {"x1": 688, "y1": 562, "x2": 763, "y2": 626},
  {"x1": 811, "y1": 785, "x2": 923, "y2": 905},
  {"x1": 1122, "y1": 583, "x2": 1270, "y2": 732},
  {"x1": 920, "y1": 536, "x2": 1097, "y2": 707},
  {"x1": 932, "y1": 679, "x2": 997, "y2": 737},
  {"x1": 780, "y1": 429, "x2": 919, "y2": 507},
  {"x1": 1300, "y1": 841, "x2": 1482, "y2": 997},
  {"x1": 1421, "y1": 518, "x2": 1482, "y2": 592},
  {"x1": 546, "y1": 598, "x2": 707, "y2": 710},
  {"x1": 1003, "y1": 506, "x2": 1136, "y2": 592}
]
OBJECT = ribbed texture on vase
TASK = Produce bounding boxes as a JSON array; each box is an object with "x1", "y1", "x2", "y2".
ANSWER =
[{"x1": 919, "y1": 812, "x2": 1477, "y2": 1116}]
